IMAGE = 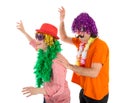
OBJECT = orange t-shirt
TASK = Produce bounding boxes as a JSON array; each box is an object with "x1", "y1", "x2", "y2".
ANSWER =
[{"x1": 72, "y1": 37, "x2": 109, "y2": 100}]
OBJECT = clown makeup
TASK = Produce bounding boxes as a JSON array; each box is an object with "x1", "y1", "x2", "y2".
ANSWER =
[{"x1": 35, "y1": 33, "x2": 45, "y2": 41}]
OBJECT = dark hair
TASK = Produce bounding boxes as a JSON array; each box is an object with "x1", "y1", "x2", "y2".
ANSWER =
[{"x1": 72, "y1": 13, "x2": 98, "y2": 38}]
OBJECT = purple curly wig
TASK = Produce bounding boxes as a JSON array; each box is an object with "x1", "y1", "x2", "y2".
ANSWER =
[{"x1": 72, "y1": 13, "x2": 98, "y2": 38}]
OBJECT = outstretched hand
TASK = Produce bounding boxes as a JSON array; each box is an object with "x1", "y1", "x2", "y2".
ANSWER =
[
  {"x1": 22, "y1": 86, "x2": 46, "y2": 97},
  {"x1": 16, "y1": 20, "x2": 26, "y2": 33},
  {"x1": 58, "y1": 6, "x2": 65, "y2": 23},
  {"x1": 22, "y1": 86, "x2": 40, "y2": 97}
]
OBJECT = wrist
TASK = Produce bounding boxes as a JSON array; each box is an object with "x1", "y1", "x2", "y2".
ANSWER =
[
  {"x1": 60, "y1": 21, "x2": 64, "y2": 24},
  {"x1": 67, "y1": 63, "x2": 72, "y2": 69},
  {"x1": 40, "y1": 88, "x2": 47, "y2": 95}
]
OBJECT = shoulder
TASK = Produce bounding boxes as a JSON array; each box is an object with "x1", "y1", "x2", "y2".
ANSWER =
[
  {"x1": 93, "y1": 38, "x2": 109, "y2": 49},
  {"x1": 52, "y1": 54, "x2": 66, "y2": 73},
  {"x1": 53, "y1": 53, "x2": 64, "y2": 63},
  {"x1": 53, "y1": 53, "x2": 66, "y2": 68}
]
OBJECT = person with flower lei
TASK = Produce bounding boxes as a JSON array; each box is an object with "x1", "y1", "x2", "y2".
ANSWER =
[
  {"x1": 16, "y1": 20, "x2": 70, "y2": 103},
  {"x1": 58, "y1": 6, "x2": 109, "y2": 103}
]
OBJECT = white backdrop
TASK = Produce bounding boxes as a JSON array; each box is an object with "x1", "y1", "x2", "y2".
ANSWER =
[{"x1": 0, "y1": 0, "x2": 119, "y2": 103}]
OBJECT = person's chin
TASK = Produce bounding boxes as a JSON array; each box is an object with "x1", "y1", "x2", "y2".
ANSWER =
[{"x1": 37, "y1": 46, "x2": 43, "y2": 50}]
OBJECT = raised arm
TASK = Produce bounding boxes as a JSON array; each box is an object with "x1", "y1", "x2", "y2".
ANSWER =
[
  {"x1": 58, "y1": 6, "x2": 73, "y2": 44},
  {"x1": 16, "y1": 20, "x2": 33, "y2": 42}
]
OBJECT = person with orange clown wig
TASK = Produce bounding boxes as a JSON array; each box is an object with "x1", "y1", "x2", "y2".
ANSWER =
[{"x1": 16, "y1": 20, "x2": 70, "y2": 103}]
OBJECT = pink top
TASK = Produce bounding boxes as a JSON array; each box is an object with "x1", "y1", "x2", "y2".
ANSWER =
[{"x1": 30, "y1": 40, "x2": 70, "y2": 103}]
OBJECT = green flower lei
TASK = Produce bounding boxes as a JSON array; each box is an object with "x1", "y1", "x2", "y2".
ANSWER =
[{"x1": 34, "y1": 40, "x2": 62, "y2": 87}]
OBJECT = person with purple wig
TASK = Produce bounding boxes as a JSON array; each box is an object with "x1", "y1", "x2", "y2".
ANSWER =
[{"x1": 58, "y1": 6, "x2": 109, "y2": 103}]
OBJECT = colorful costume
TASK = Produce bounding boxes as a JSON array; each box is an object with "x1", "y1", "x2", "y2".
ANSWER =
[
  {"x1": 58, "y1": 7, "x2": 109, "y2": 103},
  {"x1": 30, "y1": 23, "x2": 70, "y2": 103},
  {"x1": 72, "y1": 37, "x2": 109, "y2": 100}
]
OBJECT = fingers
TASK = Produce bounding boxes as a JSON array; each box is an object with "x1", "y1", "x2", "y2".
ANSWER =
[
  {"x1": 22, "y1": 90, "x2": 31, "y2": 97},
  {"x1": 20, "y1": 20, "x2": 22, "y2": 23},
  {"x1": 22, "y1": 91, "x2": 30, "y2": 95},
  {"x1": 16, "y1": 20, "x2": 22, "y2": 25},
  {"x1": 26, "y1": 94, "x2": 31, "y2": 97},
  {"x1": 57, "y1": 53, "x2": 66, "y2": 60},
  {"x1": 22, "y1": 87, "x2": 33, "y2": 92},
  {"x1": 22, "y1": 87, "x2": 29, "y2": 94},
  {"x1": 16, "y1": 21, "x2": 21, "y2": 28},
  {"x1": 23, "y1": 91, "x2": 32, "y2": 97},
  {"x1": 16, "y1": 20, "x2": 24, "y2": 31},
  {"x1": 22, "y1": 87, "x2": 33, "y2": 97},
  {"x1": 61, "y1": 6, "x2": 65, "y2": 11},
  {"x1": 23, "y1": 86, "x2": 33, "y2": 90},
  {"x1": 56, "y1": 54, "x2": 66, "y2": 63},
  {"x1": 58, "y1": 6, "x2": 65, "y2": 13}
]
